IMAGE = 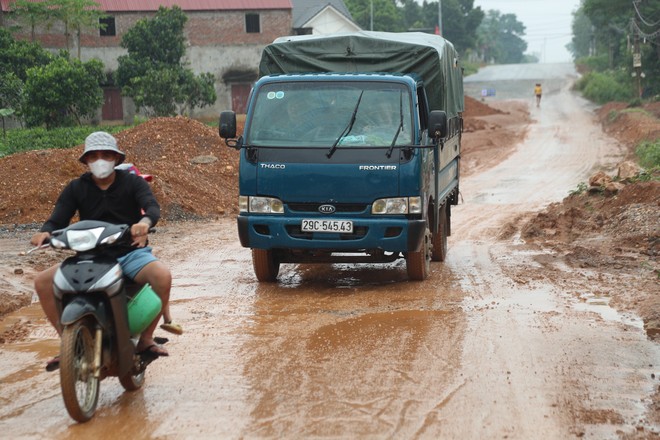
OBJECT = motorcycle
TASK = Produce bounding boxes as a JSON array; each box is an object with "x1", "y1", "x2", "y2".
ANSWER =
[{"x1": 32, "y1": 220, "x2": 164, "y2": 422}]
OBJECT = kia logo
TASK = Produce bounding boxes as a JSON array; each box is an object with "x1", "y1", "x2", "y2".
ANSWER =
[{"x1": 318, "y1": 204, "x2": 336, "y2": 214}]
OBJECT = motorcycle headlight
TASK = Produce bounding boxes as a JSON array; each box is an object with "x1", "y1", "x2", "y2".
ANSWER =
[
  {"x1": 66, "y1": 227, "x2": 104, "y2": 251},
  {"x1": 372, "y1": 196, "x2": 422, "y2": 215},
  {"x1": 100, "y1": 231, "x2": 122, "y2": 245}
]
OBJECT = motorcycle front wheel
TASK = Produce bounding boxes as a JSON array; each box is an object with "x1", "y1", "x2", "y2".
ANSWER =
[{"x1": 60, "y1": 319, "x2": 99, "y2": 423}]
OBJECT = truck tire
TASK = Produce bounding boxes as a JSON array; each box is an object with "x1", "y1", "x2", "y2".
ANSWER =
[
  {"x1": 406, "y1": 225, "x2": 431, "y2": 281},
  {"x1": 252, "y1": 249, "x2": 280, "y2": 282},
  {"x1": 431, "y1": 204, "x2": 448, "y2": 262}
]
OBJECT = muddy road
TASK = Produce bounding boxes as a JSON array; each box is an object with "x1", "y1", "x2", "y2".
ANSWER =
[{"x1": 1, "y1": 63, "x2": 659, "y2": 439}]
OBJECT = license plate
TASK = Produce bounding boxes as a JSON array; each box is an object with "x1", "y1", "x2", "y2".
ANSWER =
[{"x1": 301, "y1": 219, "x2": 353, "y2": 233}]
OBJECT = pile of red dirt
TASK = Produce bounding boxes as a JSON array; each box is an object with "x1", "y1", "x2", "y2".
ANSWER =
[
  {"x1": 463, "y1": 95, "x2": 504, "y2": 118},
  {"x1": 596, "y1": 102, "x2": 660, "y2": 160},
  {"x1": 522, "y1": 100, "x2": 659, "y2": 251},
  {"x1": 0, "y1": 117, "x2": 242, "y2": 226}
]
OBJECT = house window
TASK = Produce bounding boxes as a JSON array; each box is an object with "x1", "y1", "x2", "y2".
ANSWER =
[
  {"x1": 100, "y1": 17, "x2": 116, "y2": 37},
  {"x1": 245, "y1": 13, "x2": 260, "y2": 33}
]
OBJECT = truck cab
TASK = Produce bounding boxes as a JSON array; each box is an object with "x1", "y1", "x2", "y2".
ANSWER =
[{"x1": 219, "y1": 32, "x2": 462, "y2": 282}]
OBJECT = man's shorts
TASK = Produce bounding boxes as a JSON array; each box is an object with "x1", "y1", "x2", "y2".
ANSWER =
[{"x1": 117, "y1": 247, "x2": 158, "y2": 280}]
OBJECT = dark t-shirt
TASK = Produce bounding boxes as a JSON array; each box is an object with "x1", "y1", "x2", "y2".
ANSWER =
[{"x1": 40, "y1": 170, "x2": 160, "y2": 255}]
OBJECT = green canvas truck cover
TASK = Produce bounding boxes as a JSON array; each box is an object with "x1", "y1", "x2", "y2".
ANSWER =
[{"x1": 259, "y1": 31, "x2": 464, "y2": 119}]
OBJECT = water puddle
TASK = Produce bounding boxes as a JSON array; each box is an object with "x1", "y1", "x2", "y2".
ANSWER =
[{"x1": 573, "y1": 291, "x2": 644, "y2": 330}]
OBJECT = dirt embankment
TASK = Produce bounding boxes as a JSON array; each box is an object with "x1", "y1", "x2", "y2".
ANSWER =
[{"x1": 518, "y1": 101, "x2": 659, "y2": 339}]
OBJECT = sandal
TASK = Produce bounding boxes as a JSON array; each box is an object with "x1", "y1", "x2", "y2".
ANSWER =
[
  {"x1": 46, "y1": 355, "x2": 60, "y2": 372},
  {"x1": 160, "y1": 321, "x2": 183, "y2": 335},
  {"x1": 137, "y1": 344, "x2": 169, "y2": 357}
]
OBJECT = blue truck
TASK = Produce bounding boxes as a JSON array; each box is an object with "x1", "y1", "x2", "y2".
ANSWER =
[{"x1": 219, "y1": 31, "x2": 463, "y2": 281}]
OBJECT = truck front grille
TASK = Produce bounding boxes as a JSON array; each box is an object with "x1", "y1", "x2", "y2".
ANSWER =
[{"x1": 287, "y1": 203, "x2": 368, "y2": 213}]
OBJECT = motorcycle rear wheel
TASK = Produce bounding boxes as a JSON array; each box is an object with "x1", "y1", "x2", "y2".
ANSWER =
[
  {"x1": 119, "y1": 363, "x2": 145, "y2": 391},
  {"x1": 60, "y1": 319, "x2": 99, "y2": 423}
]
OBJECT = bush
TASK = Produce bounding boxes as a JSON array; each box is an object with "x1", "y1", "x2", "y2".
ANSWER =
[
  {"x1": 575, "y1": 54, "x2": 610, "y2": 73},
  {"x1": 575, "y1": 70, "x2": 634, "y2": 104},
  {"x1": 23, "y1": 56, "x2": 105, "y2": 128},
  {"x1": 461, "y1": 59, "x2": 480, "y2": 77},
  {"x1": 636, "y1": 140, "x2": 660, "y2": 169}
]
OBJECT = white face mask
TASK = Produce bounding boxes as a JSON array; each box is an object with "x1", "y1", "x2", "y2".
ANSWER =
[{"x1": 88, "y1": 159, "x2": 115, "y2": 179}]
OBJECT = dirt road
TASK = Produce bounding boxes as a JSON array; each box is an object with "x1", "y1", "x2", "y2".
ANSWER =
[{"x1": 1, "y1": 63, "x2": 658, "y2": 439}]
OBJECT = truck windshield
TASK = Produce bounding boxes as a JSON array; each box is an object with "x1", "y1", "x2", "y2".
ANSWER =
[{"x1": 246, "y1": 81, "x2": 413, "y2": 147}]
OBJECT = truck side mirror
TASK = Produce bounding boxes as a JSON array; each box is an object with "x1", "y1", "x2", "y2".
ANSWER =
[
  {"x1": 428, "y1": 110, "x2": 447, "y2": 139},
  {"x1": 219, "y1": 111, "x2": 237, "y2": 139}
]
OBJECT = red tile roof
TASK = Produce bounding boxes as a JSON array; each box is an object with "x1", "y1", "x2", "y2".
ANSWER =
[{"x1": 1, "y1": 0, "x2": 292, "y2": 13}]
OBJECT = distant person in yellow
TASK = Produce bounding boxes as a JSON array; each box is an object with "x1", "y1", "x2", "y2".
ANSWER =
[{"x1": 534, "y1": 83, "x2": 542, "y2": 108}]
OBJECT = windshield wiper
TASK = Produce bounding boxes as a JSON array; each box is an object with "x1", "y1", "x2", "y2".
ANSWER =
[
  {"x1": 386, "y1": 91, "x2": 404, "y2": 158},
  {"x1": 327, "y1": 91, "x2": 364, "y2": 158}
]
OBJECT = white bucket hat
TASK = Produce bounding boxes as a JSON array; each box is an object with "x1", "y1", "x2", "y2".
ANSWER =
[{"x1": 79, "y1": 131, "x2": 126, "y2": 164}]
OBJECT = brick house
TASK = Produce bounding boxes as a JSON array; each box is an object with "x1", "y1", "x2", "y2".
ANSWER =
[
  {"x1": 1, "y1": 0, "x2": 358, "y2": 122},
  {"x1": 1, "y1": 0, "x2": 292, "y2": 122}
]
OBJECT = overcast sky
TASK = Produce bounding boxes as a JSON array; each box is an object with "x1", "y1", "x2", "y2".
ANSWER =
[{"x1": 470, "y1": 0, "x2": 581, "y2": 63}]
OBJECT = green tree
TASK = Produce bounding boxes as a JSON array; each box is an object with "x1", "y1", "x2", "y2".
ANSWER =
[
  {"x1": 345, "y1": 0, "x2": 484, "y2": 54},
  {"x1": 439, "y1": 0, "x2": 484, "y2": 53},
  {"x1": 569, "y1": 8, "x2": 593, "y2": 60},
  {"x1": 116, "y1": 6, "x2": 216, "y2": 117},
  {"x1": 49, "y1": 0, "x2": 106, "y2": 59},
  {"x1": 477, "y1": 10, "x2": 527, "y2": 63},
  {"x1": 0, "y1": 73, "x2": 22, "y2": 134},
  {"x1": 582, "y1": 0, "x2": 630, "y2": 68},
  {"x1": 0, "y1": 28, "x2": 52, "y2": 125},
  {"x1": 578, "y1": 0, "x2": 659, "y2": 97},
  {"x1": 11, "y1": 0, "x2": 105, "y2": 59},
  {"x1": 179, "y1": 71, "x2": 217, "y2": 115},
  {"x1": 0, "y1": 27, "x2": 52, "y2": 82},
  {"x1": 0, "y1": 73, "x2": 24, "y2": 128},
  {"x1": 344, "y1": 0, "x2": 404, "y2": 32},
  {"x1": 9, "y1": 0, "x2": 51, "y2": 42},
  {"x1": 23, "y1": 55, "x2": 104, "y2": 128}
]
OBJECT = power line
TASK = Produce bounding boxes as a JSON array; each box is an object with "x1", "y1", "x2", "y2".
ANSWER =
[{"x1": 633, "y1": 0, "x2": 660, "y2": 27}]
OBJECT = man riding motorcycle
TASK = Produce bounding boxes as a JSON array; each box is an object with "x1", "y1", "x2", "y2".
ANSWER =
[{"x1": 30, "y1": 131, "x2": 172, "y2": 361}]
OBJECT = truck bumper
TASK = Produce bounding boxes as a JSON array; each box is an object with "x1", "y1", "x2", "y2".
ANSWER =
[{"x1": 237, "y1": 215, "x2": 426, "y2": 253}]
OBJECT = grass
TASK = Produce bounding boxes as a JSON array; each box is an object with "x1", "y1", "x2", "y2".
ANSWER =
[
  {"x1": 0, "y1": 125, "x2": 131, "y2": 158},
  {"x1": 0, "y1": 117, "x2": 220, "y2": 158}
]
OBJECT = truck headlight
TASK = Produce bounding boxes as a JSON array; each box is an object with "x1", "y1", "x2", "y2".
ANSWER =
[
  {"x1": 239, "y1": 196, "x2": 284, "y2": 214},
  {"x1": 372, "y1": 196, "x2": 422, "y2": 215}
]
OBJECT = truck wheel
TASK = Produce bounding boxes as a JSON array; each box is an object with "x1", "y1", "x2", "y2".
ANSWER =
[
  {"x1": 252, "y1": 249, "x2": 280, "y2": 282},
  {"x1": 406, "y1": 225, "x2": 431, "y2": 281},
  {"x1": 431, "y1": 204, "x2": 448, "y2": 262}
]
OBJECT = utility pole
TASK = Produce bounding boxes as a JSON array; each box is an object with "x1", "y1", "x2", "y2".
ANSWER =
[
  {"x1": 370, "y1": 0, "x2": 373, "y2": 31},
  {"x1": 438, "y1": 0, "x2": 442, "y2": 36},
  {"x1": 633, "y1": 20, "x2": 642, "y2": 98}
]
